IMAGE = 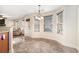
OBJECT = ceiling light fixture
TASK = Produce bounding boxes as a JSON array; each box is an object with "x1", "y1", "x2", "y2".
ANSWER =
[{"x1": 35, "y1": 5, "x2": 44, "y2": 20}]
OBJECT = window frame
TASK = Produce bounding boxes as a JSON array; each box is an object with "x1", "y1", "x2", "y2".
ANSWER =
[{"x1": 57, "y1": 11, "x2": 63, "y2": 34}]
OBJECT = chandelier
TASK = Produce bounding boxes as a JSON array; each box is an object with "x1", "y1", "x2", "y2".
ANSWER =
[{"x1": 35, "y1": 5, "x2": 44, "y2": 20}]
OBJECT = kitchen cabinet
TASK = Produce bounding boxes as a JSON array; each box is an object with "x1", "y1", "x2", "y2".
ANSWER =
[{"x1": 0, "y1": 32, "x2": 9, "y2": 53}]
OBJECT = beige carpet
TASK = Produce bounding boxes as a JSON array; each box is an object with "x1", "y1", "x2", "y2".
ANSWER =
[{"x1": 13, "y1": 37, "x2": 78, "y2": 53}]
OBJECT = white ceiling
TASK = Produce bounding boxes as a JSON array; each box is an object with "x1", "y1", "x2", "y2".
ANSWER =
[{"x1": 0, "y1": 5, "x2": 61, "y2": 20}]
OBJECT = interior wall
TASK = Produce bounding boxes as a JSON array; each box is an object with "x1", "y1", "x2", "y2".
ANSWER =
[
  {"x1": 77, "y1": 6, "x2": 79, "y2": 50},
  {"x1": 5, "y1": 19, "x2": 14, "y2": 27},
  {"x1": 63, "y1": 5, "x2": 77, "y2": 48}
]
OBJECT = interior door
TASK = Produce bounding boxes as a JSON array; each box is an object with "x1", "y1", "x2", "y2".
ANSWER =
[{"x1": 2, "y1": 32, "x2": 9, "y2": 53}]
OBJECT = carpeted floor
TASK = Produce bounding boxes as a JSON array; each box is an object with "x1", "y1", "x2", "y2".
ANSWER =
[{"x1": 13, "y1": 37, "x2": 78, "y2": 53}]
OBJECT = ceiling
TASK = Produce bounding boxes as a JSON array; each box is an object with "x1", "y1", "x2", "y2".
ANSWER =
[{"x1": 0, "y1": 5, "x2": 61, "y2": 20}]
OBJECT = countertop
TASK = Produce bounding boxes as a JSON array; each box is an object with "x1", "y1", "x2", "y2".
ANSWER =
[{"x1": 0, "y1": 26, "x2": 10, "y2": 33}]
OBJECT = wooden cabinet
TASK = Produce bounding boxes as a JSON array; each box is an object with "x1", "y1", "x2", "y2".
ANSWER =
[
  {"x1": 0, "y1": 32, "x2": 9, "y2": 53},
  {"x1": 0, "y1": 37, "x2": 2, "y2": 52}
]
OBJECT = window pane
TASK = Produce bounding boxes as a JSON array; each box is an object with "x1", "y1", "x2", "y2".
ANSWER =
[
  {"x1": 58, "y1": 12, "x2": 63, "y2": 23},
  {"x1": 34, "y1": 17, "x2": 40, "y2": 32},
  {"x1": 44, "y1": 15, "x2": 52, "y2": 32},
  {"x1": 57, "y1": 11, "x2": 63, "y2": 34}
]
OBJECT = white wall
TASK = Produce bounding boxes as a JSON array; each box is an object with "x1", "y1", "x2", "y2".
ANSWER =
[
  {"x1": 5, "y1": 19, "x2": 14, "y2": 27},
  {"x1": 63, "y1": 6, "x2": 77, "y2": 48},
  {"x1": 77, "y1": 6, "x2": 79, "y2": 50}
]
